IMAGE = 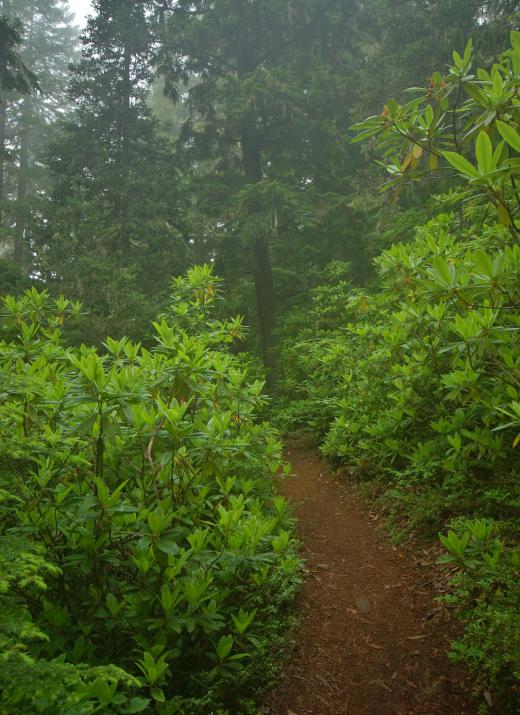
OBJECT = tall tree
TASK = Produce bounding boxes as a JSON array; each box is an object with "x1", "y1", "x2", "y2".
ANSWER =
[
  {"x1": 0, "y1": 0, "x2": 76, "y2": 282},
  {"x1": 13, "y1": 1, "x2": 77, "y2": 268},
  {"x1": 0, "y1": 8, "x2": 37, "y2": 235},
  {"x1": 353, "y1": 0, "x2": 520, "y2": 117},
  {"x1": 160, "y1": 0, "x2": 361, "y2": 376},
  {"x1": 40, "y1": 0, "x2": 188, "y2": 342}
]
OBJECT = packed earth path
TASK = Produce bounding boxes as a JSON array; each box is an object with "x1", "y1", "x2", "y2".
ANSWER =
[{"x1": 263, "y1": 449, "x2": 474, "y2": 715}]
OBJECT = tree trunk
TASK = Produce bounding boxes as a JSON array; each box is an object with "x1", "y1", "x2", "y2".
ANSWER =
[
  {"x1": 252, "y1": 231, "x2": 276, "y2": 372},
  {"x1": 0, "y1": 97, "x2": 6, "y2": 228},
  {"x1": 1, "y1": 0, "x2": 12, "y2": 227},
  {"x1": 240, "y1": 124, "x2": 276, "y2": 382},
  {"x1": 117, "y1": 42, "x2": 132, "y2": 249},
  {"x1": 14, "y1": 98, "x2": 29, "y2": 267}
]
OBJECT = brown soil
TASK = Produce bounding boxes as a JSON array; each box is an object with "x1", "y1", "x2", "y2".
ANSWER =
[{"x1": 263, "y1": 449, "x2": 474, "y2": 715}]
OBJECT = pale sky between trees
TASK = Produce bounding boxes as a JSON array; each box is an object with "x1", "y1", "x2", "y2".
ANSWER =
[{"x1": 68, "y1": 0, "x2": 92, "y2": 24}]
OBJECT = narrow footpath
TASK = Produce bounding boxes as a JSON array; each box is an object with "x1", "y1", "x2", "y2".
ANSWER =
[{"x1": 263, "y1": 449, "x2": 473, "y2": 715}]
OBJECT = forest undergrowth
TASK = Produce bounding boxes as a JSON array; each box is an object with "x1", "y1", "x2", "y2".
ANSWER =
[
  {"x1": 1, "y1": 2, "x2": 520, "y2": 713},
  {"x1": 0, "y1": 269, "x2": 301, "y2": 713},
  {"x1": 273, "y1": 33, "x2": 520, "y2": 713}
]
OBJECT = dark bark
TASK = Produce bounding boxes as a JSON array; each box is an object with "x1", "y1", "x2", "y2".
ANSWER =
[
  {"x1": 0, "y1": 98, "x2": 6, "y2": 227},
  {"x1": 240, "y1": 123, "x2": 276, "y2": 381},
  {"x1": 14, "y1": 96, "x2": 29, "y2": 266},
  {"x1": 252, "y1": 231, "x2": 276, "y2": 373},
  {"x1": 118, "y1": 43, "x2": 132, "y2": 248}
]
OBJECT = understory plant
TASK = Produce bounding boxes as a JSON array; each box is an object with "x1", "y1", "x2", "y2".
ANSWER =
[
  {"x1": 275, "y1": 31, "x2": 520, "y2": 708},
  {"x1": 0, "y1": 265, "x2": 300, "y2": 713},
  {"x1": 440, "y1": 520, "x2": 520, "y2": 712}
]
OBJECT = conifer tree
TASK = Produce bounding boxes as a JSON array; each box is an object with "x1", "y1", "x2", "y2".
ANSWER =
[
  {"x1": 41, "y1": 0, "x2": 187, "y2": 341},
  {"x1": 0, "y1": 8, "x2": 37, "y2": 236},
  {"x1": 159, "y1": 0, "x2": 361, "y2": 375},
  {"x1": 0, "y1": 0, "x2": 75, "y2": 282}
]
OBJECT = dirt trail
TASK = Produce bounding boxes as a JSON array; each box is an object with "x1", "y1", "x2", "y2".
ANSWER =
[{"x1": 263, "y1": 449, "x2": 473, "y2": 715}]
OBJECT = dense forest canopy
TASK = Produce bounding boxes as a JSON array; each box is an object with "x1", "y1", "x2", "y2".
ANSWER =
[
  {"x1": 2, "y1": 0, "x2": 516, "y2": 351},
  {"x1": 0, "y1": 1, "x2": 519, "y2": 713}
]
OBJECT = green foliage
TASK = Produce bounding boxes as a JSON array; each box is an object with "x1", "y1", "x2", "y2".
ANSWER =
[
  {"x1": 351, "y1": 30, "x2": 520, "y2": 233},
  {"x1": 0, "y1": 0, "x2": 78, "y2": 275},
  {"x1": 347, "y1": 33, "x2": 520, "y2": 703},
  {"x1": 323, "y1": 216, "x2": 520, "y2": 490},
  {"x1": 440, "y1": 519, "x2": 520, "y2": 710},
  {"x1": 277, "y1": 211, "x2": 520, "y2": 708},
  {"x1": 39, "y1": 0, "x2": 189, "y2": 344},
  {"x1": 273, "y1": 261, "x2": 357, "y2": 438},
  {"x1": 0, "y1": 535, "x2": 140, "y2": 714},
  {"x1": 278, "y1": 216, "x2": 520, "y2": 505},
  {"x1": 4, "y1": 2, "x2": 520, "y2": 709},
  {"x1": 0, "y1": 267, "x2": 300, "y2": 712},
  {"x1": 276, "y1": 30, "x2": 520, "y2": 706},
  {"x1": 0, "y1": 15, "x2": 38, "y2": 94}
]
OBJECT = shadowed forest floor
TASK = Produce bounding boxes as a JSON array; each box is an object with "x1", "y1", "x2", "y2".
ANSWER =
[{"x1": 263, "y1": 450, "x2": 474, "y2": 715}]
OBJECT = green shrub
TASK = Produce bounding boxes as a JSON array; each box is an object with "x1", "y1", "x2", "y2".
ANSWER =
[
  {"x1": 323, "y1": 216, "x2": 519, "y2": 493},
  {"x1": 441, "y1": 520, "x2": 520, "y2": 711},
  {"x1": 274, "y1": 29, "x2": 520, "y2": 702},
  {"x1": 0, "y1": 535, "x2": 140, "y2": 713},
  {"x1": 0, "y1": 266, "x2": 300, "y2": 713},
  {"x1": 276, "y1": 210, "x2": 520, "y2": 703}
]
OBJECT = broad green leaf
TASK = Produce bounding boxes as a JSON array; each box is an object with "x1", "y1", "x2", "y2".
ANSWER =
[
  {"x1": 464, "y1": 83, "x2": 485, "y2": 103},
  {"x1": 443, "y1": 151, "x2": 480, "y2": 179},
  {"x1": 463, "y1": 38, "x2": 473, "y2": 64},
  {"x1": 475, "y1": 131, "x2": 493, "y2": 174},
  {"x1": 151, "y1": 688, "x2": 165, "y2": 702},
  {"x1": 473, "y1": 250, "x2": 494, "y2": 278},
  {"x1": 496, "y1": 120, "x2": 520, "y2": 154},
  {"x1": 492, "y1": 140, "x2": 505, "y2": 169},
  {"x1": 74, "y1": 413, "x2": 98, "y2": 436},
  {"x1": 217, "y1": 634, "x2": 233, "y2": 660},
  {"x1": 126, "y1": 698, "x2": 151, "y2": 714},
  {"x1": 452, "y1": 50, "x2": 463, "y2": 68},
  {"x1": 157, "y1": 536, "x2": 180, "y2": 555},
  {"x1": 350, "y1": 127, "x2": 381, "y2": 143},
  {"x1": 428, "y1": 256, "x2": 455, "y2": 287}
]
